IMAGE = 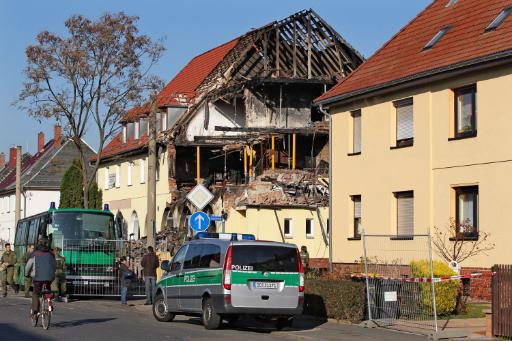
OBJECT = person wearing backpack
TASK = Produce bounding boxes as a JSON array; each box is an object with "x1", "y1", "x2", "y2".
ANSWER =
[{"x1": 119, "y1": 257, "x2": 133, "y2": 305}]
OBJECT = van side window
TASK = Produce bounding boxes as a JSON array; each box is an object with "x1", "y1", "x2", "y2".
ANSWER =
[
  {"x1": 199, "y1": 244, "x2": 221, "y2": 269},
  {"x1": 184, "y1": 244, "x2": 202, "y2": 269},
  {"x1": 171, "y1": 245, "x2": 187, "y2": 272},
  {"x1": 27, "y1": 219, "x2": 39, "y2": 245}
]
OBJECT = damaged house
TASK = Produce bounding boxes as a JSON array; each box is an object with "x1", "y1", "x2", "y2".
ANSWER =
[{"x1": 97, "y1": 9, "x2": 363, "y2": 267}]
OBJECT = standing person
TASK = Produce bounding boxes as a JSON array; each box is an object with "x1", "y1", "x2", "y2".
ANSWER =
[
  {"x1": 1, "y1": 243, "x2": 19, "y2": 297},
  {"x1": 141, "y1": 246, "x2": 159, "y2": 305},
  {"x1": 51, "y1": 247, "x2": 67, "y2": 302},
  {"x1": 300, "y1": 245, "x2": 310, "y2": 271},
  {"x1": 119, "y1": 257, "x2": 132, "y2": 305},
  {"x1": 21, "y1": 244, "x2": 35, "y2": 298},
  {"x1": 25, "y1": 238, "x2": 56, "y2": 321}
]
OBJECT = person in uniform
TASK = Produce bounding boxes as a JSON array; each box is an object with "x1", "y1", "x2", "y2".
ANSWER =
[
  {"x1": 20, "y1": 244, "x2": 35, "y2": 298},
  {"x1": 300, "y1": 245, "x2": 310, "y2": 272},
  {"x1": 1, "y1": 243, "x2": 19, "y2": 297},
  {"x1": 51, "y1": 247, "x2": 67, "y2": 302}
]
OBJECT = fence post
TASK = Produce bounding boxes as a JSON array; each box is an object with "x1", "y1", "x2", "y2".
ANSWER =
[
  {"x1": 427, "y1": 230, "x2": 438, "y2": 333},
  {"x1": 362, "y1": 228, "x2": 373, "y2": 322}
]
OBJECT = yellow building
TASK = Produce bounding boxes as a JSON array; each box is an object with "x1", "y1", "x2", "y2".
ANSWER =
[{"x1": 316, "y1": 0, "x2": 512, "y2": 269}]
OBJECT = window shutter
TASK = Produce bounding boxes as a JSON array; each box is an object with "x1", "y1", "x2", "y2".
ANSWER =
[
  {"x1": 140, "y1": 159, "x2": 146, "y2": 184},
  {"x1": 353, "y1": 112, "x2": 361, "y2": 153},
  {"x1": 104, "y1": 168, "x2": 109, "y2": 189},
  {"x1": 397, "y1": 103, "x2": 413, "y2": 140},
  {"x1": 354, "y1": 197, "x2": 361, "y2": 218},
  {"x1": 127, "y1": 162, "x2": 133, "y2": 186},
  {"x1": 397, "y1": 194, "x2": 414, "y2": 235},
  {"x1": 115, "y1": 165, "x2": 120, "y2": 188}
]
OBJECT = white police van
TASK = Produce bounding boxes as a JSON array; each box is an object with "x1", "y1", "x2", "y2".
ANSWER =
[{"x1": 152, "y1": 233, "x2": 304, "y2": 329}]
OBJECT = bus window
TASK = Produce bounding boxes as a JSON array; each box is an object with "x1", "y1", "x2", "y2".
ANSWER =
[
  {"x1": 52, "y1": 211, "x2": 114, "y2": 243},
  {"x1": 15, "y1": 221, "x2": 28, "y2": 246},
  {"x1": 27, "y1": 219, "x2": 40, "y2": 245}
]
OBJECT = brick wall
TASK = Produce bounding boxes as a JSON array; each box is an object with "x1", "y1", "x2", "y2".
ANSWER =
[{"x1": 460, "y1": 267, "x2": 492, "y2": 301}]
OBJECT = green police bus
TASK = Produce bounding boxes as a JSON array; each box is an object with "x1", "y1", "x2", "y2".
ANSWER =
[{"x1": 13, "y1": 203, "x2": 125, "y2": 296}]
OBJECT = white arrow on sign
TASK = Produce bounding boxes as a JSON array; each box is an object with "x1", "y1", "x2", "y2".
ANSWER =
[{"x1": 195, "y1": 214, "x2": 205, "y2": 226}]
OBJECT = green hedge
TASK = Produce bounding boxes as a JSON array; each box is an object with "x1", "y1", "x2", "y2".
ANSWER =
[
  {"x1": 410, "y1": 260, "x2": 458, "y2": 316},
  {"x1": 304, "y1": 279, "x2": 366, "y2": 322}
]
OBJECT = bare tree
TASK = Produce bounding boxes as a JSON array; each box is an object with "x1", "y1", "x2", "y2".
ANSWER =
[
  {"x1": 432, "y1": 218, "x2": 495, "y2": 264},
  {"x1": 17, "y1": 12, "x2": 165, "y2": 207}
]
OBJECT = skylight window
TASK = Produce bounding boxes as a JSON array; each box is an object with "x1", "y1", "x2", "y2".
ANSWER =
[
  {"x1": 485, "y1": 6, "x2": 512, "y2": 32},
  {"x1": 446, "y1": 0, "x2": 458, "y2": 7},
  {"x1": 423, "y1": 26, "x2": 451, "y2": 50}
]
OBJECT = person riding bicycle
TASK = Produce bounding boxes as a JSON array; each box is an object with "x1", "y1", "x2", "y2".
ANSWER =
[{"x1": 25, "y1": 238, "x2": 56, "y2": 321}]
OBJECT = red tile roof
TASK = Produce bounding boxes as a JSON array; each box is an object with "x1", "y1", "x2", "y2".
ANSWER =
[{"x1": 316, "y1": 0, "x2": 512, "y2": 104}]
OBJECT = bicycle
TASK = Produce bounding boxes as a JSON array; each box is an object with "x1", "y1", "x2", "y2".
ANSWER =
[{"x1": 31, "y1": 283, "x2": 56, "y2": 330}]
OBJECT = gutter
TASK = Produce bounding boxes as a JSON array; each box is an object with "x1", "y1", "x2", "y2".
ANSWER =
[
  {"x1": 317, "y1": 49, "x2": 512, "y2": 107},
  {"x1": 317, "y1": 104, "x2": 333, "y2": 273}
]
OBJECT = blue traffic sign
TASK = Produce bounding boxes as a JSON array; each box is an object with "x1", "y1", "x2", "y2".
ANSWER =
[
  {"x1": 209, "y1": 215, "x2": 223, "y2": 222},
  {"x1": 189, "y1": 212, "x2": 210, "y2": 232}
]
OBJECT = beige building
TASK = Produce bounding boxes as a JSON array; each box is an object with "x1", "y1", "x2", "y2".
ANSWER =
[{"x1": 316, "y1": 0, "x2": 512, "y2": 268}]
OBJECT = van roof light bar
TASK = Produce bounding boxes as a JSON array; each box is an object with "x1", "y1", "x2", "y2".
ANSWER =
[{"x1": 194, "y1": 232, "x2": 256, "y2": 241}]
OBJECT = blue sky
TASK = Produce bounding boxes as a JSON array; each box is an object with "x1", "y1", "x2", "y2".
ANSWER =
[{"x1": 0, "y1": 0, "x2": 430, "y2": 155}]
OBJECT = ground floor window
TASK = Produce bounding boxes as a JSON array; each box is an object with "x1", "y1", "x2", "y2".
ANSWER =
[
  {"x1": 284, "y1": 218, "x2": 292, "y2": 238},
  {"x1": 455, "y1": 185, "x2": 478, "y2": 238},
  {"x1": 395, "y1": 191, "x2": 414, "y2": 238}
]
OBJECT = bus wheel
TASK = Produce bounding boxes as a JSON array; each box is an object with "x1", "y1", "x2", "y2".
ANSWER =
[
  {"x1": 153, "y1": 292, "x2": 174, "y2": 322},
  {"x1": 202, "y1": 297, "x2": 221, "y2": 330}
]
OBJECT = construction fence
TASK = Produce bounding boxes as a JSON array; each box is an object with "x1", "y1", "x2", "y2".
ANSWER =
[
  {"x1": 362, "y1": 231, "x2": 439, "y2": 335},
  {"x1": 492, "y1": 264, "x2": 512, "y2": 338},
  {"x1": 61, "y1": 239, "x2": 146, "y2": 297}
]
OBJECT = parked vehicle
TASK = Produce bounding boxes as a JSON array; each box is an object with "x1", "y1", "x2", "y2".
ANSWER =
[{"x1": 153, "y1": 232, "x2": 304, "y2": 330}]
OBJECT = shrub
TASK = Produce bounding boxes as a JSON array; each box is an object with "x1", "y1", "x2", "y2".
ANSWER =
[
  {"x1": 410, "y1": 260, "x2": 458, "y2": 316},
  {"x1": 304, "y1": 279, "x2": 366, "y2": 322}
]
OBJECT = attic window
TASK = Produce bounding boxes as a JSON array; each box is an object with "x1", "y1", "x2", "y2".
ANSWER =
[
  {"x1": 485, "y1": 6, "x2": 512, "y2": 32},
  {"x1": 423, "y1": 26, "x2": 451, "y2": 50},
  {"x1": 445, "y1": 0, "x2": 458, "y2": 7}
]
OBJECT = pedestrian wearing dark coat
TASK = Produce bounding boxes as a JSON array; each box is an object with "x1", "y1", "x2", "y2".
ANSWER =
[{"x1": 141, "y1": 246, "x2": 159, "y2": 305}]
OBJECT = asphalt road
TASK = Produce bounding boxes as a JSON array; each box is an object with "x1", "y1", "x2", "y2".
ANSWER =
[{"x1": 0, "y1": 294, "x2": 427, "y2": 341}]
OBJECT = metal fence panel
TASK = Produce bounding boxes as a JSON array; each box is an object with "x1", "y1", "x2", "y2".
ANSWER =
[
  {"x1": 362, "y1": 231, "x2": 437, "y2": 335},
  {"x1": 492, "y1": 264, "x2": 512, "y2": 338},
  {"x1": 62, "y1": 239, "x2": 145, "y2": 297}
]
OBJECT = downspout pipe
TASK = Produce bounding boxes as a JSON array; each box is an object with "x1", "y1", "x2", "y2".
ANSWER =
[{"x1": 318, "y1": 104, "x2": 333, "y2": 273}]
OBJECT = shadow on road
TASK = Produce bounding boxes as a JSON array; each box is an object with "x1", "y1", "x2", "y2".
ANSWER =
[
  {"x1": 52, "y1": 318, "x2": 116, "y2": 329},
  {"x1": 0, "y1": 323, "x2": 51, "y2": 339},
  {"x1": 172, "y1": 315, "x2": 327, "y2": 333}
]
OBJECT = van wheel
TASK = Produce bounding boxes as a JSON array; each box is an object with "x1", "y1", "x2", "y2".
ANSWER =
[
  {"x1": 202, "y1": 297, "x2": 221, "y2": 330},
  {"x1": 276, "y1": 317, "x2": 293, "y2": 330},
  {"x1": 153, "y1": 292, "x2": 175, "y2": 322}
]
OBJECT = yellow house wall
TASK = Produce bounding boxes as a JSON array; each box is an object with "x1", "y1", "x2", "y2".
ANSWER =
[
  {"x1": 330, "y1": 65, "x2": 512, "y2": 268},
  {"x1": 225, "y1": 207, "x2": 329, "y2": 259},
  {"x1": 98, "y1": 150, "x2": 170, "y2": 238}
]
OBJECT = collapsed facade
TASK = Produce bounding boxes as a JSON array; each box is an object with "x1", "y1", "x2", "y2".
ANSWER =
[{"x1": 97, "y1": 9, "x2": 363, "y2": 265}]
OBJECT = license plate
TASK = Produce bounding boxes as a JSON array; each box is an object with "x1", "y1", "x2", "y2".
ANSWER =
[{"x1": 253, "y1": 281, "x2": 278, "y2": 289}]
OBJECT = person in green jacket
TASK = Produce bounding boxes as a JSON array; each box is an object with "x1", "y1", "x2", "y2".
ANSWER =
[
  {"x1": 20, "y1": 244, "x2": 34, "y2": 298},
  {"x1": 1, "y1": 243, "x2": 19, "y2": 297}
]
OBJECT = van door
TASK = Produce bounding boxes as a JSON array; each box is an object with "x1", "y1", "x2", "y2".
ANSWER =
[
  {"x1": 230, "y1": 244, "x2": 300, "y2": 309},
  {"x1": 165, "y1": 245, "x2": 187, "y2": 311},
  {"x1": 180, "y1": 244, "x2": 202, "y2": 312}
]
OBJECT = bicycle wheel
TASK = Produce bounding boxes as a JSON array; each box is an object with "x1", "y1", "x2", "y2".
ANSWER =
[{"x1": 41, "y1": 298, "x2": 51, "y2": 330}]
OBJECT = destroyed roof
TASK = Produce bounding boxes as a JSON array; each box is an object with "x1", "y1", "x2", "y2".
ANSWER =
[
  {"x1": 316, "y1": 0, "x2": 512, "y2": 105},
  {"x1": 0, "y1": 138, "x2": 95, "y2": 194}
]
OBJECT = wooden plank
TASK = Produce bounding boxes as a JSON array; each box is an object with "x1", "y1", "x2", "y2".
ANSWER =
[
  {"x1": 293, "y1": 20, "x2": 297, "y2": 77},
  {"x1": 307, "y1": 12, "x2": 312, "y2": 78},
  {"x1": 275, "y1": 26, "x2": 280, "y2": 75}
]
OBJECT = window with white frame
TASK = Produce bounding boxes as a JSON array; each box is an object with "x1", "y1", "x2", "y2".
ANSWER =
[
  {"x1": 352, "y1": 195, "x2": 362, "y2": 239},
  {"x1": 140, "y1": 158, "x2": 146, "y2": 184},
  {"x1": 139, "y1": 118, "x2": 148, "y2": 137},
  {"x1": 284, "y1": 218, "x2": 293, "y2": 238},
  {"x1": 156, "y1": 113, "x2": 162, "y2": 132},
  {"x1": 134, "y1": 121, "x2": 140, "y2": 140},
  {"x1": 127, "y1": 122, "x2": 135, "y2": 140},
  {"x1": 115, "y1": 165, "x2": 120, "y2": 188},
  {"x1": 306, "y1": 218, "x2": 314, "y2": 238},
  {"x1": 161, "y1": 112, "x2": 168, "y2": 131},
  {"x1": 127, "y1": 162, "x2": 133, "y2": 186}
]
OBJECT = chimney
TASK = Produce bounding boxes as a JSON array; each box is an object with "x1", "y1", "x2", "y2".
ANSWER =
[
  {"x1": 0, "y1": 152, "x2": 5, "y2": 169},
  {"x1": 54, "y1": 125, "x2": 62, "y2": 147},
  {"x1": 8, "y1": 147, "x2": 17, "y2": 168},
  {"x1": 38, "y1": 132, "x2": 45, "y2": 153}
]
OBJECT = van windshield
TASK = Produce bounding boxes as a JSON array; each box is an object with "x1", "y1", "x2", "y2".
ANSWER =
[{"x1": 231, "y1": 245, "x2": 298, "y2": 272}]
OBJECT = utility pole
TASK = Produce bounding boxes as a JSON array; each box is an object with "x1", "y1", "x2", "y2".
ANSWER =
[
  {"x1": 15, "y1": 146, "x2": 22, "y2": 233},
  {"x1": 146, "y1": 97, "x2": 157, "y2": 248}
]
